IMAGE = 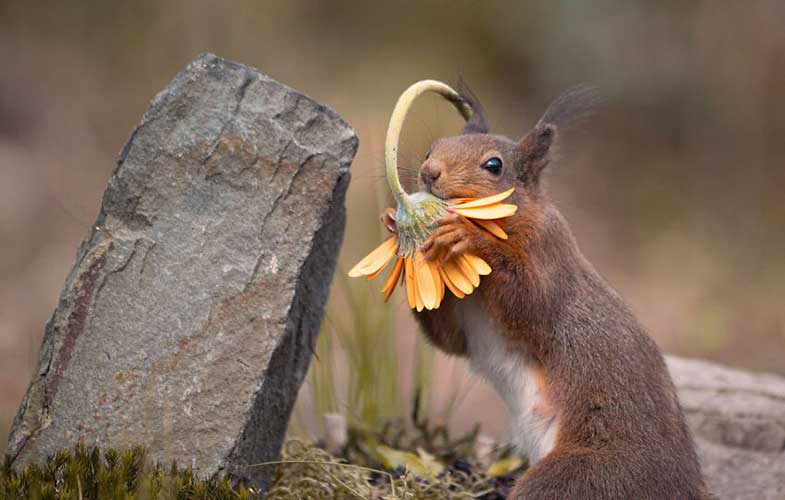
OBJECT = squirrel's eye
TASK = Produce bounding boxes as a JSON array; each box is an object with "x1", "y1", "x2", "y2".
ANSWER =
[{"x1": 481, "y1": 157, "x2": 503, "y2": 175}]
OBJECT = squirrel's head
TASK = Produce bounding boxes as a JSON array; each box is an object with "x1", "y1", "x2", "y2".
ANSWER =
[{"x1": 418, "y1": 84, "x2": 596, "y2": 203}]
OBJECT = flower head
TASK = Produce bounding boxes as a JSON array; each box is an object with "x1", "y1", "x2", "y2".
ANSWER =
[
  {"x1": 348, "y1": 188, "x2": 517, "y2": 310},
  {"x1": 348, "y1": 80, "x2": 517, "y2": 310}
]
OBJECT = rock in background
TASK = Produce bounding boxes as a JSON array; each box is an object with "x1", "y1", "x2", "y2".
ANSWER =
[
  {"x1": 6, "y1": 53, "x2": 357, "y2": 490},
  {"x1": 668, "y1": 357, "x2": 785, "y2": 500}
]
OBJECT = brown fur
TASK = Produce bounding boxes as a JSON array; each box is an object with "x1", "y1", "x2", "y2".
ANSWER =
[{"x1": 388, "y1": 87, "x2": 714, "y2": 499}]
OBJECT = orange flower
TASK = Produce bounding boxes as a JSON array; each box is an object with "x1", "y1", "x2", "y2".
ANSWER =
[
  {"x1": 349, "y1": 79, "x2": 518, "y2": 310},
  {"x1": 348, "y1": 188, "x2": 517, "y2": 310}
]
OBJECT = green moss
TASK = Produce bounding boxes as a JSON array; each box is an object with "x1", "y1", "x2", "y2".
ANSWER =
[{"x1": 1, "y1": 445, "x2": 260, "y2": 500}]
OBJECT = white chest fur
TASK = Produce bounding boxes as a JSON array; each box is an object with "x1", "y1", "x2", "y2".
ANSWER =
[{"x1": 462, "y1": 298, "x2": 558, "y2": 465}]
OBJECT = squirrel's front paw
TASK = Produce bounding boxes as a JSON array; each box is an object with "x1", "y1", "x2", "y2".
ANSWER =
[
  {"x1": 421, "y1": 212, "x2": 487, "y2": 263},
  {"x1": 381, "y1": 208, "x2": 398, "y2": 234}
]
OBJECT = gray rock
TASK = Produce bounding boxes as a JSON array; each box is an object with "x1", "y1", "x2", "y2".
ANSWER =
[
  {"x1": 668, "y1": 356, "x2": 785, "y2": 500},
  {"x1": 6, "y1": 53, "x2": 357, "y2": 491}
]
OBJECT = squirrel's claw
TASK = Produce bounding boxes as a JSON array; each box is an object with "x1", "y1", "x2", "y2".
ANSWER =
[
  {"x1": 421, "y1": 225, "x2": 462, "y2": 262},
  {"x1": 422, "y1": 213, "x2": 485, "y2": 263},
  {"x1": 381, "y1": 208, "x2": 398, "y2": 234},
  {"x1": 441, "y1": 240, "x2": 471, "y2": 265}
]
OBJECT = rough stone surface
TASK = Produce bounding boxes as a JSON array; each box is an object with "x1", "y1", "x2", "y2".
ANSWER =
[
  {"x1": 7, "y1": 52, "x2": 357, "y2": 490},
  {"x1": 668, "y1": 356, "x2": 785, "y2": 500}
]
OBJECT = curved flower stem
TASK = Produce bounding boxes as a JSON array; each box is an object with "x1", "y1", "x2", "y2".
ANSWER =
[{"x1": 385, "y1": 80, "x2": 473, "y2": 208}]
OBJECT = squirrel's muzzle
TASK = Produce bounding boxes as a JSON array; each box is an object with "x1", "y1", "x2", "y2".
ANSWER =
[{"x1": 419, "y1": 160, "x2": 443, "y2": 191}]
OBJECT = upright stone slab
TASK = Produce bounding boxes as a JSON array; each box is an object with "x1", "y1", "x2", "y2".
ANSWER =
[{"x1": 7, "y1": 53, "x2": 357, "y2": 489}]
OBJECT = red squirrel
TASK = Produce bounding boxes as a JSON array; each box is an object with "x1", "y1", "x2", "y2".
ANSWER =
[{"x1": 382, "y1": 86, "x2": 713, "y2": 499}]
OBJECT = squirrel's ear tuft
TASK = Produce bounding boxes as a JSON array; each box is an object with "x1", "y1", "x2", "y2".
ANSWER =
[
  {"x1": 457, "y1": 78, "x2": 490, "y2": 134},
  {"x1": 538, "y1": 84, "x2": 599, "y2": 130},
  {"x1": 518, "y1": 85, "x2": 599, "y2": 180}
]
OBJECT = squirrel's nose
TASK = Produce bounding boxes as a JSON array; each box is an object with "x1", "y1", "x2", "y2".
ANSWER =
[{"x1": 420, "y1": 163, "x2": 442, "y2": 187}]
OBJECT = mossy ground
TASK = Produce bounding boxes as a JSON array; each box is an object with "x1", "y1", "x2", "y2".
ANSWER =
[
  {"x1": 1, "y1": 418, "x2": 523, "y2": 499},
  {"x1": 0, "y1": 445, "x2": 260, "y2": 500}
]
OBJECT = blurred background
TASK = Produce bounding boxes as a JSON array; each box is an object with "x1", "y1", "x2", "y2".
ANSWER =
[{"x1": 2, "y1": 1, "x2": 784, "y2": 452}]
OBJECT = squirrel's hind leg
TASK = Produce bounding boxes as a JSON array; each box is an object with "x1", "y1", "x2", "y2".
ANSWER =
[
  {"x1": 510, "y1": 448, "x2": 603, "y2": 500},
  {"x1": 510, "y1": 447, "x2": 711, "y2": 500}
]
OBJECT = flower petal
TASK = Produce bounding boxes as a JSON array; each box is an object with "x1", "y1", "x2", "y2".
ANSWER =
[
  {"x1": 456, "y1": 255, "x2": 480, "y2": 287},
  {"x1": 348, "y1": 237, "x2": 398, "y2": 277},
  {"x1": 428, "y1": 259, "x2": 445, "y2": 305},
  {"x1": 443, "y1": 259, "x2": 474, "y2": 295},
  {"x1": 453, "y1": 203, "x2": 518, "y2": 220},
  {"x1": 381, "y1": 257, "x2": 404, "y2": 293},
  {"x1": 452, "y1": 187, "x2": 515, "y2": 209},
  {"x1": 439, "y1": 265, "x2": 465, "y2": 298},
  {"x1": 382, "y1": 257, "x2": 404, "y2": 302},
  {"x1": 414, "y1": 270, "x2": 424, "y2": 311},
  {"x1": 473, "y1": 218, "x2": 508, "y2": 239},
  {"x1": 404, "y1": 257, "x2": 417, "y2": 309},
  {"x1": 414, "y1": 251, "x2": 437, "y2": 310},
  {"x1": 464, "y1": 254, "x2": 491, "y2": 276},
  {"x1": 366, "y1": 261, "x2": 389, "y2": 280}
]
